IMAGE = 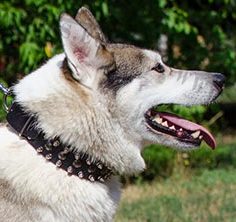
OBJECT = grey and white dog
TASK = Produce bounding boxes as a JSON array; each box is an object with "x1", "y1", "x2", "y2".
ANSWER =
[{"x1": 0, "y1": 7, "x2": 224, "y2": 222}]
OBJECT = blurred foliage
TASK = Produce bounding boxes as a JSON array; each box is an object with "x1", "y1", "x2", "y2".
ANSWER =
[
  {"x1": 0, "y1": 0, "x2": 235, "y2": 84},
  {"x1": 190, "y1": 143, "x2": 236, "y2": 169},
  {"x1": 142, "y1": 145, "x2": 176, "y2": 180},
  {"x1": 219, "y1": 84, "x2": 236, "y2": 103},
  {"x1": 134, "y1": 142, "x2": 236, "y2": 183}
]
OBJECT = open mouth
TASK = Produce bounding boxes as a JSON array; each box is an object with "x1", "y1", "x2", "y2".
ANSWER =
[{"x1": 144, "y1": 107, "x2": 216, "y2": 149}]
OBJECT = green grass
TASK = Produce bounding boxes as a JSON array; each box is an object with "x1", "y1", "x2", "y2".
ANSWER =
[{"x1": 116, "y1": 168, "x2": 236, "y2": 222}]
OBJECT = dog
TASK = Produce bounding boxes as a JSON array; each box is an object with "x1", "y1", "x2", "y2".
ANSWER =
[{"x1": 0, "y1": 7, "x2": 224, "y2": 222}]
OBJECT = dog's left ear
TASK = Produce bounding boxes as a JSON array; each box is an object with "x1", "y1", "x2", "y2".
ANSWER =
[
  {"x1": 75, "y1": 7, "x2": 106, "y2": 43},
  {"x1": 60, "y1": 13, "x2": 114, "y2": 87}
]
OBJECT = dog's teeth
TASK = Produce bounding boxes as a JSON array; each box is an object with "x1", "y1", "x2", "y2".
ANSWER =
[
  {"x1": 154, "y1": 115, "x2": 163, "y2": 124},
  {"x1": 162, "y1": 121, "x2": 168, "y2": 127},
  {"x1": 191, "y1": 130, "x2": 200, "y2": 139},
  {"x1": 199, "y1": 135, "x2": 203, "y2": 140},
  {"x1": 169, "y1": 125, "x2": 176, "y2": 130}
]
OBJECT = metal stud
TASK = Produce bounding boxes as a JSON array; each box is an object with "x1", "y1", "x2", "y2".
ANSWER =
[
  {"x1": 74, "y1": 154, "x2": 80, "y2": 160},
  {"x1": 36, "y1": 147, "x2": 43, "y2": 153},
  {"x1": 97, "y1": 163, "x2": 103, "y2": 169},
  {"x1": 45, "y1": 144, "x2": 52, "y2": 151},
  {"x1": 53, "y1": 140, "x2": 60, "y2": 147},
  {"x1": 34, "y1": 139, "x2": 112, "y2": 182},
  {"x1": 88, "y1": 166, "x2": 95, "y2": 173},
  {"x1": 63, "y1": 147, "x2": 70, "y2": 153},
  {"x1": 86, "y1": 159, "x2": 91, "y2": 165},
  {"x1": 56, "y1": 160, "x2": 62, "y2": 167},
  {"x1": 58, "y1": 152, "x2": 67, "y2": 160},
  {"x1": 98, "y1": 176, "x2": 104, "y2": 183},
  {"x1": 88, "y1": 175, "x2": 95, "y2": 182},
  {"x1": 73, "y1": 160, "x2": 81, "y2": 168},
  {"x1": 78, "y1": 171, "x2": 83, "y2": 178},
  {"x1": 46, "y1": 153, "x2": 52, "y2": 160},
  {"x1": 67, "y1": 166, "x2": 73, "y2": 174}
]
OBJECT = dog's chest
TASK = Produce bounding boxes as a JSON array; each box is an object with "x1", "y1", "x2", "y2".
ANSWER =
[{"x1": 40, "y1": 179, "x2": 121, "y2": 222}]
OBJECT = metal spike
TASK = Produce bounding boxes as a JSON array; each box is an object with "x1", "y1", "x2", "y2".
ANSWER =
[
  {"x1": 98, "y1": 176, "x2": 104, "y2": 182},
  {"x1": 45, "y1": 144, "x2": 52, "y2": 151},
  {"x1": 73, "y1": 160, "x2": 81, "y2": 168},
  {"x1": 74, "y1": 154, "x2": 80, "y2": 160},
  {"x1": 67, "y1": 166, "x2": 73, "y2": 174},
  {"x1": 88, "y1": 166, "x2": 95, "y2": 173},
  {"x1": 46, "y1": 153, "x2": 52, "y2": 160},
  {"x1": 88, "y1": 175, "x2": 95, "y2": 182},
  {"x1": 78, "y1": 171, "x2": 83, "y2": 178},
  {"x1": 63, "y1": 147, "x2": 70, "y2": 153},
  {"x1": 56, "y1": 160, "x2": 62, "y2": 167},
  {"x1": 97, "y1": 163, "x2": 103, "y2": 169},
  {"x1": 36, "y1": 147, "x2": 43, "y2": 153},
  {"x1": 53, "y1": 140, "x2": 60, "y2": 147},
  {"x1": 86, "y1": 159, "x2": 91, "y2": 165},
  {"x1": 58, "y1": 152, "x2": 66, "y2": 160}
]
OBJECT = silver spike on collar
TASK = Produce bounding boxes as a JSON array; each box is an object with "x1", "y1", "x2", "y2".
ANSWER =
[{"x1": 34, "y1": 137, "x2": 113, "y2": 182}]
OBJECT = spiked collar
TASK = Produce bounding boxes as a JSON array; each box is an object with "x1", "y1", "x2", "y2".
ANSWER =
[{"x1": 6, "y1": 102, "x2": 113, "y2": 183}]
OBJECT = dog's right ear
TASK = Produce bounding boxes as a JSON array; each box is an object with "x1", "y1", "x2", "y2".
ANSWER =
[{"x1": 75, "y1": 7, "x2": 106, "y2": 42}]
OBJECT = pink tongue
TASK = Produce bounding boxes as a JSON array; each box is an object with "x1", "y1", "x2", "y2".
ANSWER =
[{"x1": 159, "y1": 112, "x2": 216, "y2": 149}]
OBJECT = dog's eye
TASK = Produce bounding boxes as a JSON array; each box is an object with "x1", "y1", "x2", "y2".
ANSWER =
[{"x1": 152, "y1": 63, "x2": 165, "y2": 73}]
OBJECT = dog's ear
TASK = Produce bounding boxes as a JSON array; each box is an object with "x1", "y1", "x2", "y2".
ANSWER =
[
  {"x1": 75, "y1": 7, "x2": 106, "y2": 43},
  {"x1": 60, "y1": 13, "x2": 114, "y2": 87}
]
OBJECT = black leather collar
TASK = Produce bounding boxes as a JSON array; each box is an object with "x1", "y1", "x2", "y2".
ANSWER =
[{"x1": 6, "y1": 102, "x2": 113, "y2": 182}]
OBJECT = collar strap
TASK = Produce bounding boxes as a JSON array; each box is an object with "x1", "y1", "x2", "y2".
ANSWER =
[{"x1": 6, "y1": 102, "x2": 113, "y2": 183}]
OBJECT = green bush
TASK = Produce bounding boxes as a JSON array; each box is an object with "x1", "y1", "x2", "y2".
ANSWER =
[
  {"x1": 142, "y1": 145, "x2": 176, "y2": 180},
  {"x1": 190, "y1": 144, "x2": 236, "y2": 169},
  {"x1": 128, "y1": 143, "x2": 236, "y2": 183},
  {"x1": 1, "y1": 0, "x2": 236, "y2": 86}
]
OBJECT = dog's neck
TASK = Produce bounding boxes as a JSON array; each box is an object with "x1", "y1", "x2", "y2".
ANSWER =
[
  {"x1": 13, "y1": 54, "x2": 145, "y2": 175},
  {"x1": 6, "y1": 102, "x2": 114, "y2": 182}
]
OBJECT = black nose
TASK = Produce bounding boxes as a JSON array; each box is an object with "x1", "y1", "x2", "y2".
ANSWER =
[{"x1": 213, "y1": 73, "x2": 225, "y2": 89}]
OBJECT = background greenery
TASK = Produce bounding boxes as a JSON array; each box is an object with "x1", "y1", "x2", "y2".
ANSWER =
[
  {"x1": 1, "y1": 0, "x2": 236, "y2": 221},
  {"x1": 1, "y1": 0, "x2": 236, "y2": 85}
]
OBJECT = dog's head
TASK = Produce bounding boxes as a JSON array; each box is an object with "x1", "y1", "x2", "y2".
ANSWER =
[{"x1": 60, "y1": 7, "x2": 224, "y2": 152}]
